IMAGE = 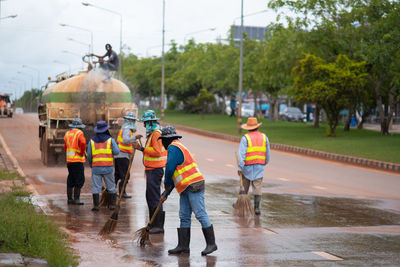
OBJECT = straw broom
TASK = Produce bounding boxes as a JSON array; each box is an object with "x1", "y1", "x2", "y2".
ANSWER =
[
  {"x1": 99, "y1": 186, "x2": 110, "y2": 207},
  {"x1": 133, "y1": 190, "x2": 168, "y2": 248},
  {"x1": 99, "y1": 140, "x2": 139, "y2": 235},
  {"x1": 233, "y1": 152, "x2": 254, "y2": 217}
]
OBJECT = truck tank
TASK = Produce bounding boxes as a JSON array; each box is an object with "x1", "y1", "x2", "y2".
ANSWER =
[{"x1": 38, "y1": 70, "x2": 137, "y2": 166}]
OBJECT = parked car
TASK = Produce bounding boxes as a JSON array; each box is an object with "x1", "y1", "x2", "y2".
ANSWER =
[
  {"x1": 279, "y1": 107, "x2": 306, "y2": 122},
  {"x1": 225, "y1": 102, "x2": 255, "y2": 117},
  {"x1": 15, "y1": 107, "x2": 24, "y2": 114}
]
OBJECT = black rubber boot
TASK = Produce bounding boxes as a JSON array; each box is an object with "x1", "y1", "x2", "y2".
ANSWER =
[
  {"x1": 119, "y1": 180, "x2": 131, "y2": 199},
  {"x1": 254, "y1": 195, "x2": 261, "y2": 215},
  {"x1": 149, "y1": 211, "x2": 165, "y2": 234},
  {"x1": 67, "y1": 187, "x2": 74, "y2": 205},
  {"x1": 73, "y1": 187, "x2": 84, "y2": 205},
  {"x1": 109, "y1": 193, "x2": 117, "y2": 210},
  {"x1": 91, "y1": 194, "x2": 99, "y2": 211},
  {"x1": 168, "y1": 228, "x2": 190, "y2": 254},
  {"x1": 201, "y1": 225, "x2": 217, "y2": 256}
]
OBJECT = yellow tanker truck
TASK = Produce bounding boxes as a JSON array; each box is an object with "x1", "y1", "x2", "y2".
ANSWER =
[{"x1": 38, "y1": 68, "x2": 137, "y2": 166}]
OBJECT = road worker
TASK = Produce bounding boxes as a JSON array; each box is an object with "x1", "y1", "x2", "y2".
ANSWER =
[
  {"x1": 133, "y1": 110, "x2": 167, "y2": 234},
  {"x1": 159, "y1": 126, "x2": 217, "y2": 256},
  {"x1": 0, "y1": 98, "x2": 5, "y2": 116},
  {"x1": 64, "y1": 118, "x2": 86, "y2": 205},
  {"x1": 87, "y1": 121, "x2": 120, "y2": 211},
  {"x1": 238, "y1": 117, "x2": 270, "y2": 215},
  {"x1": 114, "y1": 112, "x2": 142, "y2": 198}
]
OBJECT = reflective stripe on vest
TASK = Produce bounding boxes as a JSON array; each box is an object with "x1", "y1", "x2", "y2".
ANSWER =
[
  {"x1": 91, "y1": 138, "x2": 113, "y2": 167},
  {"x1": 244, "y1": 131, "x2": 266, "y2": 165},
  {"x1": 117, "y1": 129, "x2": 133, "y2": 153},
  {"x1": 143, "y1": 130, "x2": 167, "y2": 168},
  {"x1": 171, "y1": 140, "x2": 204, "y2": 194},
  {"x1": 64, "y1": 129, "x2": 85, "y2": 163}
]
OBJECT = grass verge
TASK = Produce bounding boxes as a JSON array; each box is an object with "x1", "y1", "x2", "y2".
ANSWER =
[
  {"x1": 0, "y1": 189, "x2": 78, "y2": 266},
  {"x1": 162, "y1": 110, "x2": 400, "y2": 164},
  {"x1": 0, "y1": 170, "x2": 23, "y2": 180}
]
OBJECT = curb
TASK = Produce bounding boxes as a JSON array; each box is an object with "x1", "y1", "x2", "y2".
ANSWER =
[{"x1": 162, "y1": 122, "x2": 400, "y2": 174}]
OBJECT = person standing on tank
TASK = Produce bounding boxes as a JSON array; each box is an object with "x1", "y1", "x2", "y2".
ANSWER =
[
  {"x1": 90, "y1": 44, "x2": 119, "y2": 72},
  {"x1": 86, "y1": 121, "x2": 120, "y2": 212},
  {"x1": 64, "y1": 118, "x2": 87, "y2": 205}
]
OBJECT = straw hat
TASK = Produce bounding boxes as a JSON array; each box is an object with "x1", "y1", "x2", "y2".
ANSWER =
[{"x1": 241, "y1": 117, "x2": 262, "y2": 130}]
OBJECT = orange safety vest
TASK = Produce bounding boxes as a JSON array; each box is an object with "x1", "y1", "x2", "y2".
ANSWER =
[
  {"x1": 91, "y1": 138, "x2": 113, "y2": 167},
  {"x1": 244, "y1": 131, "x2": 267, "y2": 165},
  {"x1": 117, "y1": 129, "x2": 133, "y2": 153},
  {"x1": 64, "y1": 129, "x2": 85, "y2": 163},
  {"x1": 143, "y1": 130, "x2": 167, "y2": 168},
  {"x1": 171, "y1": 140, "x2": 204, "y2": 194}
]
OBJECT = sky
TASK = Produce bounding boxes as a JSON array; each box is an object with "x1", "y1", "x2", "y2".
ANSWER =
[{"x1": 0, "y1": 0, "x2": 281, "y2": 98}]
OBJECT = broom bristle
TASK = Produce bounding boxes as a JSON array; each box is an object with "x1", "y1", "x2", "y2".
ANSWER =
[
  {"x1": 233, "y1": 193, "x2": 254, "y2": 217},
  {"x1": 133, "y1": 226, "x2": 150, "y2": 248},
  {"x1": 98, "y1": 211, "x2": 119, "y2": 235},
  {"x1": 99, "y1": 190, "x2": 111, "y2": 207}
]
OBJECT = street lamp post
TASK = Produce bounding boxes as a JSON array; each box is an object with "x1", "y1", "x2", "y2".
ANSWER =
[
  {"x1": 60, "y1": 23, "x2": 93, "y2": 55},
  {"x1": 161, "y1": 0, "x2": 165, "y2": 119},
  {"x1": 67, "y1": 37, "x2": 91, "y2": 55},
  {"x1": 82, "y1": 2, "x2": 123, "y2": 79},
  {"x1": 17, "y1": 72, "x2": 34, "y2": 112},
  {"x1": 62, "y1": 50, "x2": 85, "y2": 70},
  {"x1": 183, "y1": 27, "x2": 216, "y2": 45},
  {"x1": 11, "y1": 79, "x2": 26, "y2": 106},
  {"x1": 54, "y1": 60, "x2": 71, "y2": 75},
  {"x1": 22, "y1": 65, "x2": 40, "y2": 89},
  {"x1": 238, "y1": 0, "x2": 244, "y2": 133}
]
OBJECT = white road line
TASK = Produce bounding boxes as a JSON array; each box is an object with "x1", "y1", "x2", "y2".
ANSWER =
[
  {"x1": 278, "y1": 177, "x2": 290, "y2": 181},
  {"x1": 206, "y1": 158, "x2": 214, "y2": 162},
  {"x1": 36, "y1": 174, "x2": 64, "y2": 186},
  {"x1": 312, "y1": 251, "x2": 343, "y2": 261},
  {"x1": 312, "y1": 185, "x2": 327, "y2": 190},
  {"x1": 225, "y1": 164, "x2": 235, "y2": 168}
]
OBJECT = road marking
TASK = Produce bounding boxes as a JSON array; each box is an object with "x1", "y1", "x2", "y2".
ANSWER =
[
  {"x1": 278, "y1": 177, "x2": 290, "y2": 181},
  {"x1": 312, "y1": 251, "x2": 343, "y2": 261},
  {"x1": 312, "y1": 185, "x2": 327, "y2": 190},
  {"x1": 36, "y1": 175, "x2": 64, "y2": 186},
  {"x1": 225, "y1": 164, "x2": 235, "y2": 168},
  {"x1": 206, "y1": 158, "x2": 214, "y2": 162}
]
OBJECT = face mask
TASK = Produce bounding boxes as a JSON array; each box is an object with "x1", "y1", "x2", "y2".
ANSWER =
[
  {"x1": 145, "y1": 121, "x2": 161, "y2": 136},
  {"x1": 161, "y1": 138, "x2": 172, "y2": 150}
]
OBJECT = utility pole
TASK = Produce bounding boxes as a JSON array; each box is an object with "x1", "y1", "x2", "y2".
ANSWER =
[
  {"x1": 237, "y1": 0, "x2": 244, "y2": 133},
  {"x1": 161, "y1": 0, "x2": 165, "y2": 119}
]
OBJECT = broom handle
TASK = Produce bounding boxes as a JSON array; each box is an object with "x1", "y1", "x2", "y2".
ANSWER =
[
  {"x1": 149, "y1": 190, "x2": 168, "y2": 226},
  {"x1": 116, "y1": 139, "x2": 141, "y2": 206},
  {"x1": 235, "y1": 152, "x2": 245, "y2": 191}
]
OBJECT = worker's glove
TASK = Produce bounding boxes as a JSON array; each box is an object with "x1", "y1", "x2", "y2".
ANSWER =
[
  {"x1": 133, "y1": 141, "x2": 142, "y2": 150},
  {"x1": 135, "y1": 134, "x2": 143, "y2": 140},
  {"x1": 238, "y1": 170, "x2": 243, "y2": 177}
]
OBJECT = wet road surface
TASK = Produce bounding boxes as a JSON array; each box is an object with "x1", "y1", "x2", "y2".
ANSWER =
[{"x1": 1, "y1": 114, "x2": 400, "y2": 266}]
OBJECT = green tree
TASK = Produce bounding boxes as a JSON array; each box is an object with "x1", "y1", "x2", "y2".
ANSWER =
[
  {"x1": 192, "y1": 88, "x2": 216, "y2": 119},
  {"x1": 293, "y1": 54, "x2": 367, "y2": 136}
]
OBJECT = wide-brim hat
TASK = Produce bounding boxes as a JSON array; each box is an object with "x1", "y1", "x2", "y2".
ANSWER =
[
  {"x1": 123, "y1": 112, "x2": 137, "y2": 121},
  {"x1": 69, "y1": 118, "x2": 86, "y2": 129},
  {"x1": 241, "y1": 117, "x2": 262, "y2": 130},
  {"x1": 158, "y1": 125, "x2": 182, "y2": 139},
  {"x1": 94, "y1": 121, "x2": 110, "y2": 133}
]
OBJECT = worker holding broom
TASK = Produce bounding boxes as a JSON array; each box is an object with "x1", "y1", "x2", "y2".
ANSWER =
[
  {"x1": 114, "y1": 112, "x2": 141, "y2": 198},
  {"x1": 87, "y1": 121, "x2": 120, "y2": 212},
  {"x1": 134, "y1": 110, "x2": 167, "y2": 234},
  {"x1": 159, "y1": 126, "x2": 217, "y2": 256},
  {"x1": 64, "y1": 118, "x2": 86, "y2": 205},
  {"x1": 238, "y1": 117, "x2": 270, "y2": 215}
]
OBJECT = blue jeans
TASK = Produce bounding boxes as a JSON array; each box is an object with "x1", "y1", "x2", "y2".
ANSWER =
[
  {"x1": 179, "y1": 188, "x2": 211, "y2": 228},
  {"x1": 91, "y1": 172, "x2": 116, "y2": 194}
]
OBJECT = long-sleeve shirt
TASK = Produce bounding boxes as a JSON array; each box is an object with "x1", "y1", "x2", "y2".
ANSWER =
[
  {"x1": 64, "y1": 129, "x2": 86, "y2": 157},
  {"x1": 87, "y1": 133, "x2": 120, "y2": 175},
  {"x1": 143, "y1": 130, "x2": 164, "y2": 170},
  {"x1": 238, "y1": 132, "x2": 270, "y2": 181},
  {"x1": 114, "y1": 128, "x2": 137, "y2": 159}
]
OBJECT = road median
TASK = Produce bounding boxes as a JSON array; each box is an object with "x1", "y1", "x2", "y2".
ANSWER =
[{"x1": 162, "y1": 122, "x2": 400, "y2": 174}]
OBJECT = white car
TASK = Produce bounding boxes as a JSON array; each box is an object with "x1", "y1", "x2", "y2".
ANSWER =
[
  {"x1": 15, "y1": 107, "x2": 24, "y2": 114},
  {"x1": 225, "y1": 102, "x2": 255, "y2": 117}
]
